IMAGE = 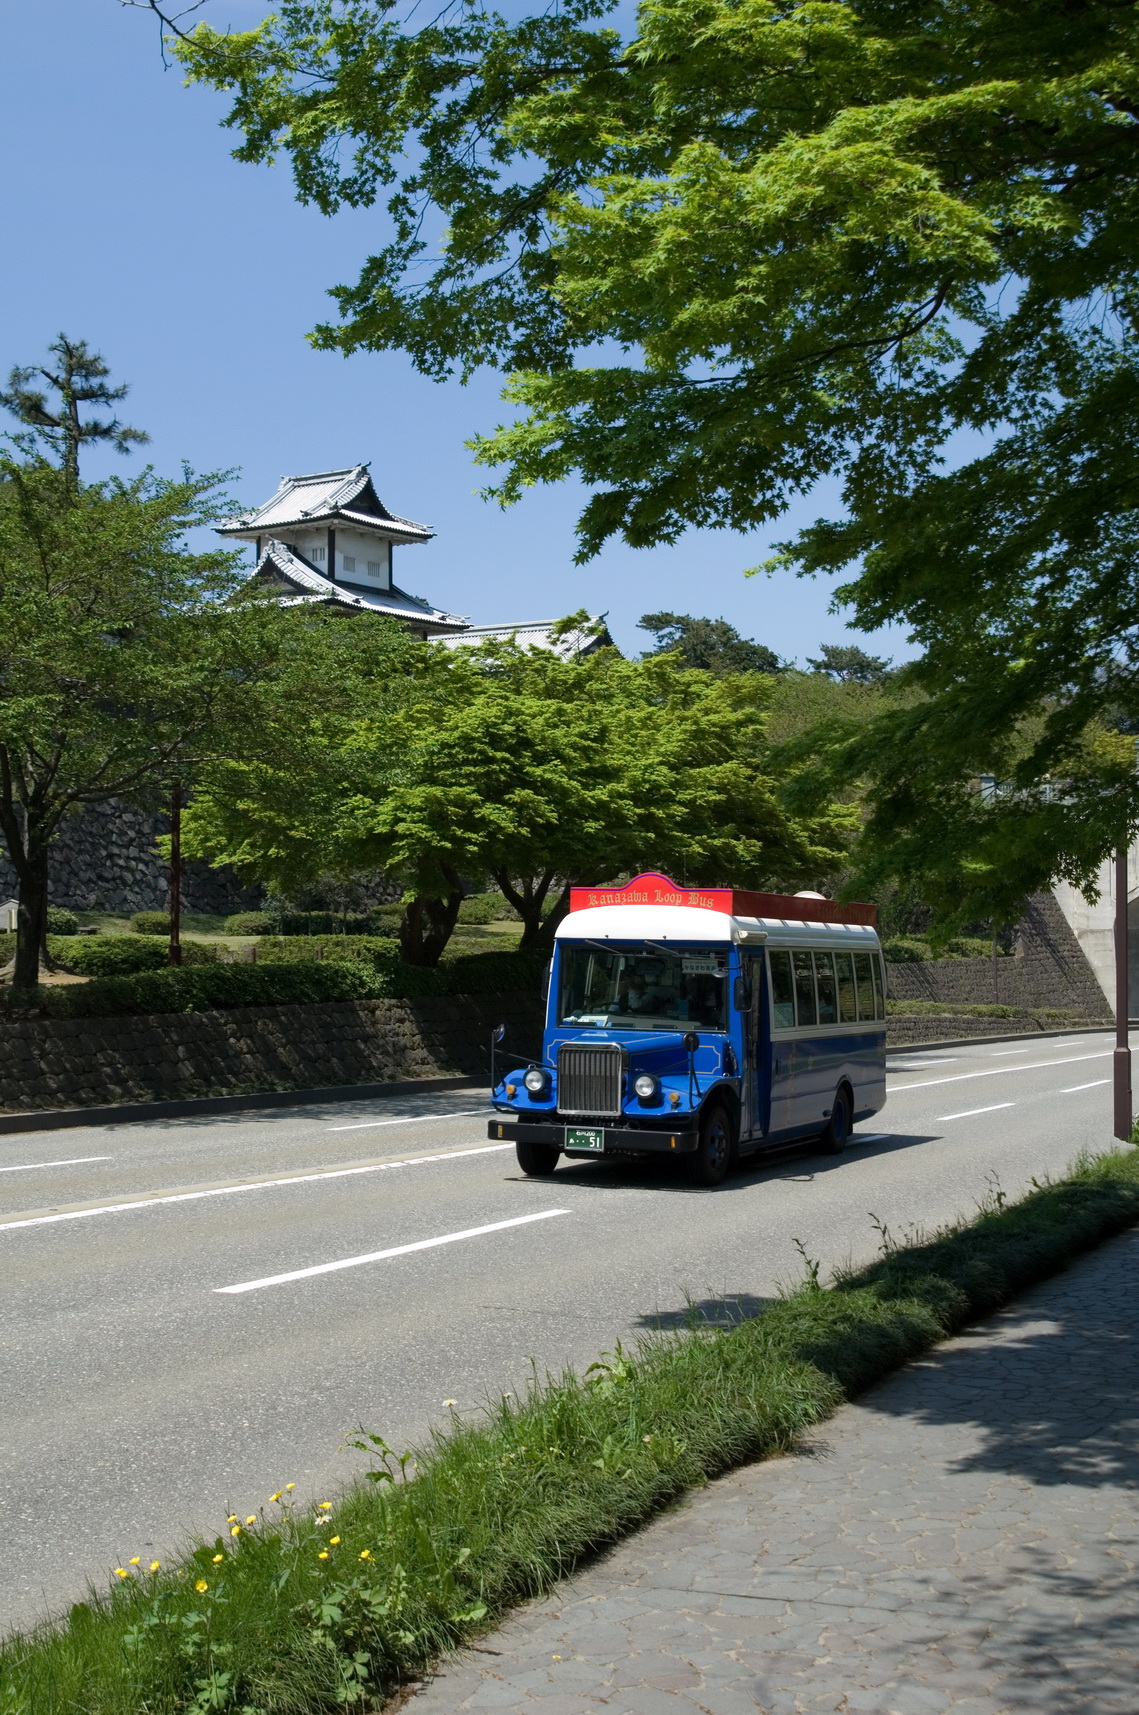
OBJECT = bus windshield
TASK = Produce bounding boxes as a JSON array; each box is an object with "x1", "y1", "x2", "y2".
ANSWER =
[{"x1": 558, "y1": 944, "x2": 728, "y2": 1031}]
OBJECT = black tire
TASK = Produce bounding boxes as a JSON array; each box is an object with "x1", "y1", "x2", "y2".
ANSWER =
[
  {"x1": 686, "y1": 1103, "x2": 734, "y2": 1187},
  {"x1": 515, "y1": 1139, "x2": 561, "y2": 1177},
  {"x1": 819, "y1": 1087, "x2": 852, "y2": 1155}
]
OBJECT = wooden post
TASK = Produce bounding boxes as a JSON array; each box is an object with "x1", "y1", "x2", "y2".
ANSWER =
[
  {"x1": 1114, "y1": 843, "x2": 1131, "y2": 1141},
  {"x1": 168, "y1": 782, "x2": 183, "y2": 968}
]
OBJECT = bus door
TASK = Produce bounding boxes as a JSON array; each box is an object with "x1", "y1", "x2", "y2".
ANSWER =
[
  {"x1": 737, "y1": 952, "x2": 765, "y2": 1142},
  {"x1": 766, "y1": 949, "x2": 804, "y2": 1136}
]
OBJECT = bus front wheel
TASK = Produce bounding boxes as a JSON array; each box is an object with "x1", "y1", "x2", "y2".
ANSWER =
[
  {"x1": 686, "y1": 1104, "x2": 733, "y2": 1187},
  {"x1": 516, "y1": 1139, "x2": 561, "y2": 1177},
  {"x1": 819, "y1": 1088, "x2": 852, "y2": 1155}
]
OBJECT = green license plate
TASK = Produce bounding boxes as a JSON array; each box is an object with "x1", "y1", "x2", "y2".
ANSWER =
[{"x1": 566, "y1": 1126, "x2": 606, "y2": 1152}]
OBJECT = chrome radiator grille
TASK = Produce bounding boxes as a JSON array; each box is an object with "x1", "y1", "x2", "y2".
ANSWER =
[{"x1": 557, "y1": 1041, "x2": 625, "y2": 1117}]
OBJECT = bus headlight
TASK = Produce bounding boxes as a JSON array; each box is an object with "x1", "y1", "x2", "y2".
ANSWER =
[
  {"x1": 634, "y1": 1073, "x2": 661, "y2": 1102},
  {"x1": 523, "y1": 1066, "x2": 551, "y2": 1097}
]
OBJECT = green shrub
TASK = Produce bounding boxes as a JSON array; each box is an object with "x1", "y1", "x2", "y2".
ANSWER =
[
  {"x1": 60, "y1": 935, "x2": 168, "y2": 977},
  {"x1": 45, "y1": 906, "x2": 79, "y2": 936},
  {"x1": 254, "y1": 938, "x2": 547, "y2": 997},
  {"x1": 178, "y1": 940, "x2": 222, "y2": 966},
  {"x1": 20, "y1": 960, "x2": 385, "y2": 1019},
  {"x1": 457, "y1": 890, "x2": 517, "y2": 925},
  {"x1": 223, "y1": 911, "x2": 275, "y2": 936},
  {"x1": 883, "y1": 934, "x2": 1006, "y2": 963},
  {"x1": 130, "y1": 911, "x2": 171, "y2": 936}
]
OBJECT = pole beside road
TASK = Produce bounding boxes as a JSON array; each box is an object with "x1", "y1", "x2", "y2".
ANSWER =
[{"x1": 1114, "y1": 843, "x2": 1132, "y2": 1141}]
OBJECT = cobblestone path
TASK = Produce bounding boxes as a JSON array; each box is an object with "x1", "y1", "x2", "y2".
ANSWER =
[{"x1": 407, "y1": 1227, "x2": 1139, "y2": 1714}]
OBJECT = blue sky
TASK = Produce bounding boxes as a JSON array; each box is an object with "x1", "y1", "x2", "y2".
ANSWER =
[{"x1": 0, "y1": 0, "x2": 915, "y2": 664}]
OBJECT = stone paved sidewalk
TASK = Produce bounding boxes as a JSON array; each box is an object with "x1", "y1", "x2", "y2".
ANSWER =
[{"x1": 407, "y1": 1228, "x2": 1139, "y2": 1714}]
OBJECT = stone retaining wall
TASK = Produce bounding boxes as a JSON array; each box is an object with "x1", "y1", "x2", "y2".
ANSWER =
[
  {"x1": 0, "y1": 993, "x2": 545, "y2": 1113},
  {"x1": 885, "y1": 892, "x2": 1110, "y2": 1020}
]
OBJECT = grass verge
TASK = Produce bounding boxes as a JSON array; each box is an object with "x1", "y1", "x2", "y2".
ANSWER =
[{"x1": 5, "y1": 1145, "x2": 1139, "y2": 1714}]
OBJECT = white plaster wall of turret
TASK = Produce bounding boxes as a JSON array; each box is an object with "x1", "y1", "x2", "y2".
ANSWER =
[
  {"x1": 290, "y1": 528, "x2": 392, "y2": 590},
  {"x1": 1052, "y1": 840, "x2": 1139, "y2": 1017}
]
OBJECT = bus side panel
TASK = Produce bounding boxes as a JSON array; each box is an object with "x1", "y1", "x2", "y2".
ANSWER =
[{"x1": 851, "y1": 1029, "x2": 886, "y2": 1121}]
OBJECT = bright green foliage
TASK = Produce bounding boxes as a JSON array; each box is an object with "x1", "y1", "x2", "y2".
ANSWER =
[
  {"x1": 4, "y1": 1143, "x2": 1138, "y2": 1712},
  {"x1": 61, "y1": 936, "x2": 169, "y2": 978},
  {"x1": 176, "y1": 0, "x2": 1139, "y2": 923},
  {"x1": 222, "y1": 911, "x2": 276, "y2": 935},
  {"x1": 45, "y1": 907, "x2": 78, "y2": 936},
  {"x1": 185, "y1": 630, "x2": 857, "y2": 962}
]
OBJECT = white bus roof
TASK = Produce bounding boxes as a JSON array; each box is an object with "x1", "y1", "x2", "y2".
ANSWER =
[{"x1": 555, "y1": 904, "x2": 881, "y2": 947}]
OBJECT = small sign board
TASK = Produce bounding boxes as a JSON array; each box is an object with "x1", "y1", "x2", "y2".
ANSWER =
[{"x1": 567, "y1": 872, "x2": 877, "y2": 926}]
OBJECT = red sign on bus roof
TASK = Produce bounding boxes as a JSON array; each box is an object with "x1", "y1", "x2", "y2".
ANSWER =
[{"x1": 567, "y1": 872, "x2": 877, "y2": 927}]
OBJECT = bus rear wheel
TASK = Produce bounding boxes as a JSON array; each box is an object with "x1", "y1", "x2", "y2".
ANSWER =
[
  {"x1": 516, "y1": 1139, "x2": 561, "y2": 1177},
  {"x1": 819, "y1": 1087, "x2": 852, "y2": 1155},
  {"x1": 686, "y1": 1103, "x2": 734, "y2": 1187}
]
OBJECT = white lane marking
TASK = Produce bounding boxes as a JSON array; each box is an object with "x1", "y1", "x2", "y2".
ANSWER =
[
  {"x1": 216, "y1": 1208, "x2": 571, "y2": 1295},
  {"x1": 889, "y1": 1050, "x2": 1110, "y2": 1093},
  {"x1": 935, "y1": 1102, "x2": 1016, "y2": 1122},
  {"x1": 327, "y1": 1109, "x2": 484, "y2": 1132},
  {"x1": 0, "y1": 1143, "x2": 513, "y2": 1234},
  {"x1": 991, "y1": 1048, "x2": 1032, "y2": 1057},
  {"x1": 0, "y1": 1155, "x2": 111, "y2": 1174},
  {"x1": 1061, "y1": 1079, "x2": 1111, "y2": 1093}
]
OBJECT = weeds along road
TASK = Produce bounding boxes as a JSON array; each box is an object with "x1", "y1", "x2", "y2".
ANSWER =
[{"x1": 0, "y1": 1027, "x2": 1128, "y2": 1635}]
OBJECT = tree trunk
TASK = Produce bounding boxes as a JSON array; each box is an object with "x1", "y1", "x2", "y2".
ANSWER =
[
  {"x1": 168, "y1": 781, "x2": 183, "y2": 966},
  {"x1": 13, "y1": 847, "x2": 49, "y2": 993},
  {"x1": 398, "y1": 864, "x2": 465, "y2": 966},
  {"x1": 494, "y1": 872, "x2": 570, "y2": 952}
]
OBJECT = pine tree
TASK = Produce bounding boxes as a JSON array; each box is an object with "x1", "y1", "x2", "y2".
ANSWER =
[{"x1": 0, "y1": 335, "x2": 148, "y2": 489}]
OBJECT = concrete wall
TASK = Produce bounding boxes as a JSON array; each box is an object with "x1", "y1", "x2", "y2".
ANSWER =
[
  {"x1": 885, "y1": 892, "x2": 1111, "y2": 1020},
  {"x1": 1053, "y1": 846, "x2": 1139, "y2": 1017},
  {"x1": 0, "y1": 992, "x2": 545, "y2": 1113}
]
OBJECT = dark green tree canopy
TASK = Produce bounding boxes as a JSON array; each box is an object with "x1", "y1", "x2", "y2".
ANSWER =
[
  {"x1": 639, "y1": 612, "x2": 783, "y2": 676},
  {"x1": 806, "y1": 644, "x2": 893, "y2": 685}
]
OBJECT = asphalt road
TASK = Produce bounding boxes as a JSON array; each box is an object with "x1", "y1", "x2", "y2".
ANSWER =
[{"x1": 0, "y1": 1026, "x2": 1128, "y2": 1636}]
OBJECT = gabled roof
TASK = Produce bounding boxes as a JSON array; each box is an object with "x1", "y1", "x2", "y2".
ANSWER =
[
  {"x1": 254, "y1": 539, "x2": 465, "y2": 632},
  {"x1": 436, "y1": 617, "x2": 614, "y2": 660},
  {"x1": 218, "y1": 464, "x2": 433, "y2": 544}
]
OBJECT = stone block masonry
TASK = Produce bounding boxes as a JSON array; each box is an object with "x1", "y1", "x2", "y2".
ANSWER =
[
  {"x1": 0, "y1": 993, "x2": 545, "y2": 1113},
  {"x1": 885, "y1": 891, "x2": 1111, "y2": 1020}
]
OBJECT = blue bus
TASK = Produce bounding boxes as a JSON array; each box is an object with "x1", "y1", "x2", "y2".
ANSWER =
[{"x1": 488, "y1": 873, "x2": 886, "y2": 1186}]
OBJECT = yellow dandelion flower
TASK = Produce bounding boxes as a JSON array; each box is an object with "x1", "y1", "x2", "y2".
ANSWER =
[
  {"x1": 359, "y1": 1549, "x2": 372, "y2": 1561},
  {"x1": 442, "y1": 1399, "x2": 457, "y2": 1407},
  {"x1": 195, "y1": 1580, "x2": 209, "y2": 1594},
  {"x1": 149, "y1": 1561, "x2": 161, "y2": 1572},
  {"x1": 318, "y1": 1551, "x2": 329, "y2": 1561},
  {"x1": 227, "y1": 1515, "x2": 237, "y2": 1523},
  {"x1": 129, "y1": 1557, "x2": 141, "y2": 1566},
  {"x1": 270, "y1": 1492, "x2": 282, "y2": 1503},
  {"x1": 113, "y1": 1568, "x2": 128, "y2": 1580},
  {"x1": 285, "y1": 1483, "x2": 296, "y2": 1492},
  {"x1": 230, "y1": 1525, "x2": 241, "y2": 1537},
  {"x1": 212, "y1": 1554, "x2": 224, "y2": 1564},
  {"x1": 245, "y1": 1515, "x2": 256, "y2": 1525},
  {"x1": 329, "y1": 1536, "x2": 340, "y2": 1546},
  {"x1": 319, "y1": 1501, "x2": 331, "y2": 1510}
]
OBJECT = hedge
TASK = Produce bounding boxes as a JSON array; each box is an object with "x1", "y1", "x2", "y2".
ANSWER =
[
  {"x1": 255, "y1": 937, "x2": 548, "y2": 998},
  {"x1": 10, "y1": 960, "x2": 385, "y2": 1019}
]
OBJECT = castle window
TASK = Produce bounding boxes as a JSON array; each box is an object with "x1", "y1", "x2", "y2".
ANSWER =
[
  {"x1": 342, "y1": 555, "x2": 356, "y2": 574},
  {"x1": 310, "y1": 545, "x2": 325, "y2": 561},
  {"x1": 367, "y1": 560, "x2": 384, "y2": 578}
]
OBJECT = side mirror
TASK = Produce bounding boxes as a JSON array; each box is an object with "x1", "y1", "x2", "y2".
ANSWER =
[
  {"x1": 733, "y1": 976, "x2": 753, "y2": 1013},
  {"x1": 682, "y1": 1030, "x2": 700, "y2": 1053},
  {"x1": 493, "y1": 1024, "x2": 506, "y2": 1043}
]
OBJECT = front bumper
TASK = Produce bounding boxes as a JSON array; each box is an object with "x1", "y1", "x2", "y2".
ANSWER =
[{"x1": 488, "y1": 1118, "x2": 699, "y2": 1155}]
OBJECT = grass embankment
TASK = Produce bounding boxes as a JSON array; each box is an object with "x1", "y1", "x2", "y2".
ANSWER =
[{"x1": 6, "y1": 1146, "x2": 1139, "y2": 1714}]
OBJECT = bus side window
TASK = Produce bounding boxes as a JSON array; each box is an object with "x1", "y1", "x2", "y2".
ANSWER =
[
  {"x1": 793, "y1": 951, "x2": 817, "y2": 1026},
  {"x1": 769, "y1": 950, "x2": 795, "y2": 1029},
  {"x1": 875, "y1": 953, "x2": 887, "y2": 1020},
  {"x1": 853, "y1": 952, "x2": 875, "y2": 1020},
  {"x1": 835, "y1": 951, "x2": 857, "y2": 1022},
  {"x1": 814, "y1": 952, "x2": 838, "y2": 1025}
]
